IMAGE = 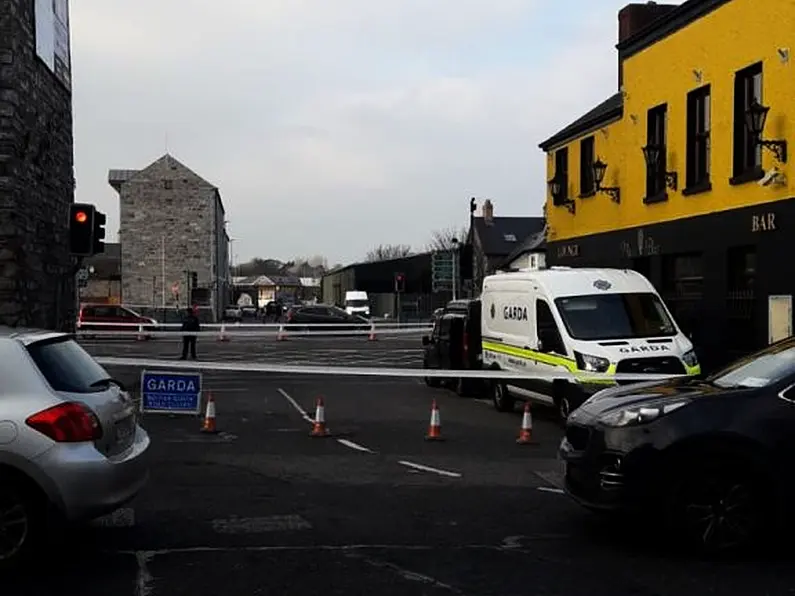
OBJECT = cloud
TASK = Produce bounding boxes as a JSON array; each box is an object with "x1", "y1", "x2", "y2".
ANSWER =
[{"x1": 70, "y1": 0, "x2": 634, "y2": 263}]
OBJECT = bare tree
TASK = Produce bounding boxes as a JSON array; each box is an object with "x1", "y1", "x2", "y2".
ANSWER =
[
  {"x1": 365, "y1": 244, "x2": 413, "y2": 262},
  {"x1": 427, "y1": 226, "x2": 468, "y2": 252}
]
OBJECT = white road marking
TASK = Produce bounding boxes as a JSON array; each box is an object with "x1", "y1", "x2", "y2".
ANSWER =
[
  {"x1": 93, "y1": 507, "x2": 135, "y2": 528},
  {"x1": 346, "y1": 553, "x2": 462, "y2": 593},
  {"x1": 277, "y1": 388, "x2": 314, "y2": 423},
  {"x1": 337, "y1": 438, "x2": 376, "y2": 453},
  {"x1": 277, "y1": 388, "x2": 377, "y2": 453},
  {"x1": 398, "y1": 460, "x2": 462, "y2": 478},
  {"x1": 135, "y1": 551, "x2": 154, "y2": 596},
  {"x1": 536, "y1": 486, "x2": 565, "y2": 494},
  {"x1": 212, "y1": 515, "x2": 312, "y2": 534}
]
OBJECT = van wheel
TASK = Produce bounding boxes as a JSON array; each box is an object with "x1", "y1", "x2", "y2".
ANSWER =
[{"x1": 491, "y1": 382, "x2": 514, "y2": 412}]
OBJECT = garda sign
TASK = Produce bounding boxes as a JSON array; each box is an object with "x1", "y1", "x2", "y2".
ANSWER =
[
  {"x1": 140, "y1": 370, "x2": 202, "y2": 414},
  {"x1": 503, "y1": 305, "x2": 528, "y2": 320}
]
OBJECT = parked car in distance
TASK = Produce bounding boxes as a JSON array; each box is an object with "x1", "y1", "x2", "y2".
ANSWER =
[
  {"x1": 77, "y1": 303, "x2": 158, "y2": 338},
  {"x1": 224, "y1": 306, "x2": 242, "y2": 322},
  {"x1": 422, "y1": 299, "x2": 482, "y2": 396},
  {"x1": 560, "y1": 335, "x2": 795, "y2": 553},
  {"x1": 285, "y1": 304, "x2": 370, "y2": 331},
  {"x1": 0, "y1": 327, "x2": 150, "y2": 569}
]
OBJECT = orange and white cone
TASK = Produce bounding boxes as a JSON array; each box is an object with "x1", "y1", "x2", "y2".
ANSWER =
[
  {"x1": 217, "y1": 324, "x2": 230, "y2": 342},
  {"x1": 516, "y1": 402, "x2": 535, "y2": 445},
  {"x1": 201, "y1": 393, "x2": 218, "y2": 434},
  {"x1": 310, "y1": 396, "x2": 330, "y2": 437},
  {"x1": 368, "y1": 322, "x2": 377, "y2": 341},
  {"x1": 425, "y1": 399, "x2": 444, "y2": 441},
  {"x1": 276, "y1": 324, "x2": 288, "y2": 341},
  {"x1": 136, "y1": 324, "x2": 146, "y2": 341}
]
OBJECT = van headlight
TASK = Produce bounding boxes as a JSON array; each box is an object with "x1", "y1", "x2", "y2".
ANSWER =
[
  {"x1": 681, "y1": 349, "x2": 698, "y2": 367},
  {"x1": 574, "y1": 351, "x2": 610, "y2": 373},
  {"x1": 598, "y1": 399, "x2": 689, "y2": 427}
]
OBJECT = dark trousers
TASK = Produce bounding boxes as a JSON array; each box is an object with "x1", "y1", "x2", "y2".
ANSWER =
[{"x1": 181, "y1": 336, "x2": 197, "y2": 359}]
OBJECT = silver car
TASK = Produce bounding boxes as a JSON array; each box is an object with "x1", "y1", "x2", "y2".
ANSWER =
[{"x1": 0, "y1": 327, "x2": 150, "y2": 569}]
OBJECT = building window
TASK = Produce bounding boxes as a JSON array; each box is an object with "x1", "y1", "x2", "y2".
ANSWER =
[
  {"x1": 685, "y1": 85, "x2": 710, "y2": 192},
  {"x1": 732, "y1": 62, "x2": 763, "y2": 181},
  {"x1": 726, "y1": 246, "x2": 757, "y2": 360},
  {"x1": 661, "y1": 252, "x2": 703, "y2": 340},
  {"x1": 645, "y1": 104, "x2": 667, "y2": 199},
  {"x1": 579, "y1": 136, "x2": 595, "y2": 196},
  {"x1": 553, "y1": 147, "x2": 569, "y2": 205}
]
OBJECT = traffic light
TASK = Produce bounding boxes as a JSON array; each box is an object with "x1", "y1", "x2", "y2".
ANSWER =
[
  {"x1": 394, "y1": 272, "x2": 405, "y2": 293},
  {"x1": 69, "y1": 203, "x2": 95, "y2": 256},
  {"x1": 93, "y1": 210, "x2": 106, "y2": 254}
]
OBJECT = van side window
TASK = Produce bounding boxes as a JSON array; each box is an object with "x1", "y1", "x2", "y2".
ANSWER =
[{"x1": 536, "y1": 300, "x2": 566, "y2": 356}]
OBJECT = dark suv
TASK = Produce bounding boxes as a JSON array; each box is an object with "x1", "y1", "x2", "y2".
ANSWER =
[{"x1": 422, "y1": 299, "x2": 482, "y2": 396}]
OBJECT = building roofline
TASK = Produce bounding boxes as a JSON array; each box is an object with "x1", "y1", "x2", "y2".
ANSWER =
[
  {"x1": 538, "y1": 93, "x2": 623, "y2": 151},
  {"x1": 616, "y1": 0, "x2": 732, "y2": 60}
]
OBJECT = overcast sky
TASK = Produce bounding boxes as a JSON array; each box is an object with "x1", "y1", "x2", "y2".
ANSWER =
[{"x1": 70, "y1": 0, "x2": 640, "y2": 265}]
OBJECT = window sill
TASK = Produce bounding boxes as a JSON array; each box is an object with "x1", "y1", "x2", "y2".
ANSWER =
[
  {"x1": 643, "y1": 192, "x2": 668, "y2": 205},
  {"x1": 682, "y1": 181, "x2": 712, "y2": 196},
  {"x1": 729, "y1": 169, "x2": 764, "y2": 186},
  {"x1": 578, "y1": 191, "x2": 596, "y2": 199}
]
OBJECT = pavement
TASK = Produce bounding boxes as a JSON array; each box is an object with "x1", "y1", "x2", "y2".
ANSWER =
[{"x1": 9, "y1": 337, "x2": 794, "y2": 595}]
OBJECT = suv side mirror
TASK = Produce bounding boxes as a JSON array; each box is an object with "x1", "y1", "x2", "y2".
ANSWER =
[{"x1": 422, "y1": 336, "x2": 430, "y2": 346}]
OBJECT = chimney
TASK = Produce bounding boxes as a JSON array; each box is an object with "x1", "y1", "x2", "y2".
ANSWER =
[
  {"x1": 618, "y1": 2, "x2": 677, "y2": 44},
  {"x1": 617, "y1": 2, "x2": 677, "y2": 87},
  {"x1": 482, "y1": 199, "x2": 494, "y2": 226}
]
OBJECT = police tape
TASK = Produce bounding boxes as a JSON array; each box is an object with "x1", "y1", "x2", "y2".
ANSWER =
[
  {"x1": 79, "y1": 321, "x2": 430, "y2": 328},
  {"x1": 76, "y1": 326, "x2": 430, "y2": 339},
  {"x1": 94, "y1": 356, "x2": 683, "y2": 384}
]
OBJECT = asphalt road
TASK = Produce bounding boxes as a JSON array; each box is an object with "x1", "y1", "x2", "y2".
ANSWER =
[
  {"x1": 78, "y1": 334, "x2": 424, "y2": 368},
  {"x1": 10, "y1": 340, "x2": 794, "y2": 595}
]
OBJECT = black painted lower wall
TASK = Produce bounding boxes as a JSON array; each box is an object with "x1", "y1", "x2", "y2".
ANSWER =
[{"x1": 547, "y1": 198, "x2": 795, "y2": 372}]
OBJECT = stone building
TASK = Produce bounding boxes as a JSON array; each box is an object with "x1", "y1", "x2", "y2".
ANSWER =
[
  {"x1": 109, "y1": 154, "x2": 230, "y2": 321},
  {"x1": 0, "y1": 0, "x2": 76, "y2": 329}
]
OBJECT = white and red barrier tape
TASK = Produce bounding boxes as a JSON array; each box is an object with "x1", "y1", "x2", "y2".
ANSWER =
[
  {"x1": 77, "y1": 325, "x2": 429, "y2": 339},
  {"x1": 94, "y1": 356, "x2": 683, "y2": 384}
]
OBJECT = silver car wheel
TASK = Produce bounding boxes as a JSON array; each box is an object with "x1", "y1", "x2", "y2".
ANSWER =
[{"x1": 0, "y1": 492, "x2": 29, "y2": 561}]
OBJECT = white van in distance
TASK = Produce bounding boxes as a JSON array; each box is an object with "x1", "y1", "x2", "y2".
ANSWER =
[
  {"x1": 480, "y1": 267, "x2": 700, "y2": 420},
  {"x1": 344, "y1": 290, "x2": 370, "y2": 317}
]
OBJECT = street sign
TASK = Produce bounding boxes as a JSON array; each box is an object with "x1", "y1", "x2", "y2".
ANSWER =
[
  {"x1": 432, "y1": 250, "x2": 455, "y2": 293},
  {"x1": 140, "y1": 370, "x2": 202, "y2": 415}
]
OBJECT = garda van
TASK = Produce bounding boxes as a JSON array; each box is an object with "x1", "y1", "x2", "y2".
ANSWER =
[{"x1": 480, "y1": 267, "x2": 700, "y2": 420}]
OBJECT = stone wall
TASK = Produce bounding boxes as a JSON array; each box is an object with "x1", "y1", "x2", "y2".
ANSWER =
[
  {"x1": 115, "y1": 155, "x2": 220, "y2": 317},
  {"x1": 0, "y1": 0, "x2": 75, "y2": 329}
]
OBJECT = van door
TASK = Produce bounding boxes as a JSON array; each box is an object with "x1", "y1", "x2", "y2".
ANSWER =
[{"x1": 530, "y1": 298, "x2": 570, "y2": 400}]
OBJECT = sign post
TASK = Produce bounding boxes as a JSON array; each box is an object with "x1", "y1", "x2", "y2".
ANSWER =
[{"x1": 140, "y1": 370, "x2": 203, "y2": 415}]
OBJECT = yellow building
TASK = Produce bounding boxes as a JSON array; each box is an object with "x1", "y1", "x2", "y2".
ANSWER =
[{"x1": 539, "y1": 0, "x2": 792, "y2": 371}]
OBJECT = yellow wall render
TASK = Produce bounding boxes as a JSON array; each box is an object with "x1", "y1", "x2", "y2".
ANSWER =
[{"x1": 546, "y1": 0, "x2": 793, "y2": 242}]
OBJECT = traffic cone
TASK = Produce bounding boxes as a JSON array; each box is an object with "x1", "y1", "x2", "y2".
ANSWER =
[
  {"x1": 217, "y1": 324, "x2": 230, "y2": 342},
  {"x1": 136, "y1": 324, "x2": 146, "y2": 341},
  {"x1": 310, "y1": 396, "x2": 330, "y2": 437},
  {"x1": 201, "y1": 393, "x2": 218, "y2": 434},
  {"x1": 425, "y1": 399, "x2": 444, "y2": 441},
  {"x1": 516, "y1": 402, "x2": 536, "y2": 445},
  {"x1": 276, "y1": 324, "x2": 288, "y2": 341},
  {"x1": 367, "y1": 322, "x2": 377, "y2": 341}
]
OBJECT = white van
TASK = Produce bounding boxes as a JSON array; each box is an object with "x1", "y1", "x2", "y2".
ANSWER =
[
  {"x1": 480, "y1": 267, "x2": 700, "y2": 419},
  {"x1": 344, "y1": 290, "x2": 370, "y2": 317}
]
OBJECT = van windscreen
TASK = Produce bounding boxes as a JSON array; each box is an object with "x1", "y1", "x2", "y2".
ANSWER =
[
  {"x1": 345, "y1": 299, "x2": 368, "y2": 307},
  {"x1": 554, "y1": 293, "x2": 677, "y2": 341}
]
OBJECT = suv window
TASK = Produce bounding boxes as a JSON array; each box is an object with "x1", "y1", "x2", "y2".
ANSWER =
[{"x1": 26, "y1": 337, "x2": 110, "y2": 393}]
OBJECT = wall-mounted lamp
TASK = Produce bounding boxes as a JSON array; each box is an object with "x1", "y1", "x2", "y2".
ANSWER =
[
  {"x1": 745, "y1": 99, "x2": 788, "y2": 163},
  {"x1": 547, "y1": 177, "x2": 574, "y2": 214},
  {"x1": 592, "y1": 159, "x2": 621, "y2": 203},
  {"x1": 641, "y1": 144, "x2": 678, "y2": 190}
]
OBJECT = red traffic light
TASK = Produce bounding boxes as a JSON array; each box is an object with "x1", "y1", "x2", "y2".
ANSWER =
[{"x1": 74, "y1": 210, "x2": 88, "y2": 223}]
